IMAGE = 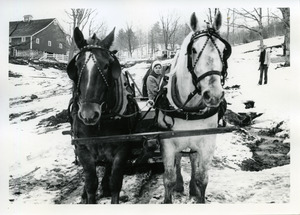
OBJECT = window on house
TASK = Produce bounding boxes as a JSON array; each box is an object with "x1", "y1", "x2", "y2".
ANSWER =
[
  {"x1": 21, "y1": 37, "x2": 26, "y2": 42},
  {"x1": 59, "y1": 43, "x2": 63, "y2": 49},
  {"x1": 48, "y1": 41, "x2": 52, "y2": 46},
  {"x1": 36, "y1": 38, "x2": 40, "y2": 44}
]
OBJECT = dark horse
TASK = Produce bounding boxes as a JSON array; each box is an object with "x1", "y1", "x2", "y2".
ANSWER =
[{"x1": 67, "y1": 27, "x2": 139, "y2": 204}]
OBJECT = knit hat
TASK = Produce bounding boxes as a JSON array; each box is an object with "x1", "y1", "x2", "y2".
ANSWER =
[{"x1": 152, "y1": 60, "x2": 162, "y2": 70}]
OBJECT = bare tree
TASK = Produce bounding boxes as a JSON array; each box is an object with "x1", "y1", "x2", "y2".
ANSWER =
[
  {"x1": 224, "y1": 9, "x2": 238, "y2": 44},
  {"x1": 207, "y1": 8, "x2": 213, "y2": 25},
  {"x1": 88, "y1": 13, "x2": 107, "y2": 39},
  {"x1": 206, "y1": 8, "x2": 219, "y2": 26},
  {"x1": 65, "y1": 9, "x2": 96, "y2": 31},
  {"x1": 148, "y1": 22, "x2": 162, "y2": 57},
  {"x1": 233, "y1": 8, "x2": 264, "y2": 47},
  {"x1": 159, "y1": 12, "x2": 180, "y2": 50},
  {"x1": 232, "y1": 9, "x2": 236, "y2": 44},
  {"x1": 115, "y1": 24, "x2": 138, "y2": 58},
  {"x1": 126, "y1": 24, "x2": 138, "y2": 57},
  {"x1": 135, "y1": 28, "x2": 146, "y2": 58},
  {"x1": 115, "y1": 29, "x2": 126, "y2": 51},
  {"x1": 65, "y1": 9, "x2": 96, "y2": 60},
  {"x1": 278, "y1": 8, "x2": 290, "y2": 66},
  {"x1": 267, "y1": 8, "x2": 270, "y2": 35},
  {"x1": 171, "y1": 23, "x2": 190, "y2": 49},
  {"x1": 226, "y1": 9, "x2": 231, "y2": 42}
]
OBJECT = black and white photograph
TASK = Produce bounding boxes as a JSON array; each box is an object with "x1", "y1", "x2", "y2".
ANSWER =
[{"x1": 1, "y1": 0, "x2": 300, "y2": 214}]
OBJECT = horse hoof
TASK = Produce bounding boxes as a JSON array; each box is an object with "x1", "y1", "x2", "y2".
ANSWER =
[
  {"x1": 100, "y1": 191, "x2": 111, "y2": 198},
  {"x1": 189, "y1": 192, "x2": 196, "y2": 197},
  {"x1": 80, "y1": 199, "x2": 87, "y2": 204},
  {"x1": 81, "y1": 193, "x2": 87, "y2": 204},
  {"x1": 189, "y1": 181, "x2": 197, "y2": 197},
  {"x1": 163, "y1": 199, "x2": 173, "y2": 204},
  {"x1": 119, "y1": 195, "x2": 129, "y2": 202},
  {"x1": 189, "y1": 189, "x2": 197, "y2": 197},
  {"x1": 175, "y1": 185, "x2": 184, "y2": 193}
]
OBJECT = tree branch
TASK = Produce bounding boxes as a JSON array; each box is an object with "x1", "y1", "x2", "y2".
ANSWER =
[{"x1": 236, "y1": 24, "x2": 260, "y2": 34}]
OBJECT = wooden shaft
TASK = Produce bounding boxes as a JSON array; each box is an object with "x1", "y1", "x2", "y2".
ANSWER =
[{"x1": 71, "y1": 126, "x2": 239, "y2": 145}]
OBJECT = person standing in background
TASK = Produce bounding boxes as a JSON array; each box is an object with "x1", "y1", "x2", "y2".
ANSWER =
[{"x1": 258, "y1": 45, "x2": 271, "y2": 85}]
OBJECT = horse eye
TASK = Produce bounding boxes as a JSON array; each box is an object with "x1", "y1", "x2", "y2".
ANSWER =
[{"x1": 103, "y1": 64, "x2": 109, "y2": 70}]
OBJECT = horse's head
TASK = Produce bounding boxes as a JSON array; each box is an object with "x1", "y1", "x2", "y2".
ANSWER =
[
  {"x1": 185, "y1": 11, "x2": 231, "y2": 108},
  {"x1": 67, "y1": 27, "x2": 121, "y2": 125}
]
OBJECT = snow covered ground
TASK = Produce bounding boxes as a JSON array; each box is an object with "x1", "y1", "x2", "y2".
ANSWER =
[{"x1": 3, "y1": 36, "x2": 300, "y2": 214}]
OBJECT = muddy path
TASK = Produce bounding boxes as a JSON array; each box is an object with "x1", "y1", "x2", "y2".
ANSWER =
[
  {"x1": 8, "y1": 62, "x2": 290, "y2": 205},
  {"x1": 9, "y1": 116, "x2": 290, "y2": 204}
]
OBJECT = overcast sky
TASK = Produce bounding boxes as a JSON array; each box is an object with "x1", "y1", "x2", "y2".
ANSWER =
[
  {"x1": 4, "y1": 0, "x2": 290, "y2": 37},
  {"x1": 6, "y1": 1, "x2": 213, "y2": 33}
]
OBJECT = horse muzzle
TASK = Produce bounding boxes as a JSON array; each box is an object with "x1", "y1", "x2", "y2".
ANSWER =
[
  {"x1": 77, "y1": 102, "x2": 103, "y2": 125},
  {"x1": 202, "y1": 89, "x2": 224, "y2": 108}
]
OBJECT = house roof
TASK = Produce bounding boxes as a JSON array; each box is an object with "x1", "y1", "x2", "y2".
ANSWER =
[{"x1": 9, "y1": 18, "x2": 55, "y2": 37}]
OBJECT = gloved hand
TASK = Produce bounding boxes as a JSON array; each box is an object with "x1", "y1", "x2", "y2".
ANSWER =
[
  {"x1": 164, "y1": 63, "x2": 171, "y2": 72},
  {"x1": 146, "y1": 99, "x2": 154, "y2": 107}
]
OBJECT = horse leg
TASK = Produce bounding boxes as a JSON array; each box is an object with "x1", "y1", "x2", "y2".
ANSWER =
[
  {"x1": 175, "y1": 153, "x2": 184, "y2": 193},
  {"x1": 161, "y1": 142, "x2": 177, "y2": 204},
  {"x1": 81, "y1": 187, "x2": 87, "y2": 203},
  {"x1": 77, "y1": 146, "x2": 98, "y2": 204},
  {"x1": 110, "y1": 147, "x2": 128, "y2": 204},
  {"x1": 189, "y1": 151, "x2": 210, "y2": 203},
  {"x1": 100, "y1": 164, "x2": 112, "y2": 197},
  {"x1": 189, "y1": 152, "x2": 197, "y2": 197}
]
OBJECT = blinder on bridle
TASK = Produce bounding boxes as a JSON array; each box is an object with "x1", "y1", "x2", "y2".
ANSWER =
[
  {"x1": 187, "y1": 28, "x2": 232, "y2": 93},
  {"x1": 66, "y1": 45, "x2": 121, "y2": 103}
]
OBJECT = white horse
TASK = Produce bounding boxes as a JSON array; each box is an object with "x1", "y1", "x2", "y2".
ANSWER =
[{"x1": 157, "y1": 11, "x2": 231, "y2": 203}]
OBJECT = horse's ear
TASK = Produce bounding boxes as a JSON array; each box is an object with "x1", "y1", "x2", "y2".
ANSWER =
[
  {"x1": 110, "y1": 54, "x2": 121, "y2": 80},
  {"x1": 74, "y1": 27, "x2": 87, "y2": 49},
  {"x1": 111, "y1": 50, "x2": 118, "y2": 55},
  {"x1": 190, "y1": 12, "x2": 199, "y2": 32},
  {"x1": 101, "y1": 28, "x2": 115, "y2": 49},
  {"x1": 213, "y1": 11, "x2": 222, "y2": 31},
  {"x1": 67, "y1": 55, "x2": 78, "y2": 82}
]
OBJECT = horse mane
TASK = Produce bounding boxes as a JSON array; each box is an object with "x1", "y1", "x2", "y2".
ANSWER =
[
  {"x1": 165, "y1": 32, "x2": 196, "y2": 108},
  {"x1": 169, "y1": 32, "x2": 193, "y2": 77},
  {"x1": 86, "y1": 34, "x2": 101, "y2": 46}
]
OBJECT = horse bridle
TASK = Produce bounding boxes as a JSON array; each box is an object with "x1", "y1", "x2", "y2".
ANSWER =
[
  {"x1": 187, "y1": 28, "x2": 231, "y2": 94},
  {"x1": 74, "y1": 45, "x2": 113, "y2": 105}
]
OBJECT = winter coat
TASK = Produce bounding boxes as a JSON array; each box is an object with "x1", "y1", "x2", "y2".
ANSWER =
[
  {"x1": 146, "y1": 71, "x2": 162, "y2": 100},
  {"x1": 259, "y1": 49, "x2": 270, "y2": 66}
]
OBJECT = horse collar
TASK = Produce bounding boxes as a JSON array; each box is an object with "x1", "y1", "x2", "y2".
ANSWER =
[{"x1": 170, "y1": 74, "x2": 208, "y2": 112}]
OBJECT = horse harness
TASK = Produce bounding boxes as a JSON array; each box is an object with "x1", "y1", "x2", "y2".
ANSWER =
[
  {"x1": 68, "y1": 44, "x2": 139, "y2": 130},
  {"x1": 186, "y1": 28, "x2": 231, "y2": 98},
  {"x1": 155, "y1": 28, "x2": 231, "y2": 128},
  {"x1": 67, "y1": 45, "x2": 140, "y2": 163},
  {"x1": 72, "y1": 45, "x2": 113, "y2": 105}
]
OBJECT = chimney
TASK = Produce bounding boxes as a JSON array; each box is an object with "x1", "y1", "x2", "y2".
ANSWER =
[{"x1": 23, "y1": 15, "x2": 33, "y2": 22}]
